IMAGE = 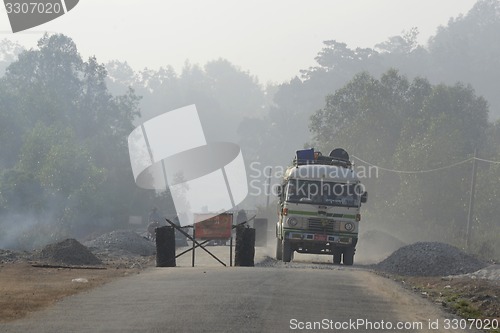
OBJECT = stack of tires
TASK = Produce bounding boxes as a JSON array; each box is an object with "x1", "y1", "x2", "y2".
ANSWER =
[
  {"x1": 234, "y1": 227, "x2": 255, "y2": 266},
  {"x1": 155, "y1": 226, "x2": 176, "y2": 267}
]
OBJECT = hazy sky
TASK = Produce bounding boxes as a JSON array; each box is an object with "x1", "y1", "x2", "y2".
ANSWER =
[{"x1": 1, "y1": 0, "x2": 478, "y2": 84}]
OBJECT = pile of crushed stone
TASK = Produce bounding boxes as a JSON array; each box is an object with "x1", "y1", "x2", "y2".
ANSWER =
[
  {"x1": 374, "y1": 242, "x2": 487, "y2": 276},
  {"x1": 0, "y1": 249, "x2": 15, "y2": 262},
  {"x1": 84, "y1": 230, "x2": 156, "y2": 257},
  {"x1": 35, "y1": 238, "x2": 102, "y2": 266},
  {"x1": 449, "y1": 264, "x2": 500, "y2": 281},
  {"x1": 0, "y1": 249, "x2": 27, "y2": 264}
]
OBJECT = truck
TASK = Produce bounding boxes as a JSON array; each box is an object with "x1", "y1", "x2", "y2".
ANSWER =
[{"x1": 275, "y1": 148, "x2": 367, "y2": 265}]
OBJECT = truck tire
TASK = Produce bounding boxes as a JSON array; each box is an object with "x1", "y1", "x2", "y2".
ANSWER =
[
  {"x1": 155, "y1": 226, "x2": 176, "y2": 267},
  {"x1": 332, "y1": 248, "x2": 342, "y2": 265},
  {"x1": 343, "y1": 247, "x2": 355, "y2": 266},
  {"x1": 235, "y1": 227, "x2": 255, "y2": 267},
  {"x1": 282, "y1": 239, "x2": 293, "y2": 262},
  {"x1": 276, "y1": 237, "x2": 283, "y2": 260}
]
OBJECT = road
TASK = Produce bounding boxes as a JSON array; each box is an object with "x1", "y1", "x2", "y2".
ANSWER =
[{"x1": 0, "y1": 248, "x2": 472, "y2": 333}]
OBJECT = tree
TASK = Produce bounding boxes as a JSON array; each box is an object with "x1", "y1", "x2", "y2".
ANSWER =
[
  {"x1": 0, "y1": 39, "x2": 24, "y2": 75},
  {"x1": 204, "y1": 58, "x2": 264, "y2": 119},
  {"x1": 310, "y1": 70, "x2": 408, "y2": 160},
  {"x1": 428, "y1": 0, "x2": 500, "y2": 117},
  {"x1": 375, "y1": 27, "x2": 420, "y2": 55}
]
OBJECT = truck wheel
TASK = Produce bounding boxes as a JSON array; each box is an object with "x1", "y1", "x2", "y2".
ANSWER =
[
  {"x1": 276, "y1": 238, "x2": 283, "y2": 260},
  {"x1": 332, "y1": 248, "x2": 342, "y2": 265},
  {"x1": 282, "y1": 239, "x2": 292, "y2": 262},
  {"x1": 343, "y1": 247, "x2": 355, "y2": 266}
]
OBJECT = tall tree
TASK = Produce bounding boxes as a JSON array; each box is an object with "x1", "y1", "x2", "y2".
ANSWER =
[
  {"x1": 428, "y1": 0, "x2": 500, "y2": 117},
  {"x1": 0, "y1": 39, "x2": 24, "y2": 76}
]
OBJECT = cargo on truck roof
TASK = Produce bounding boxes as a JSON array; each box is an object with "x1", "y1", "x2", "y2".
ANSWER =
[{"x1": 293, "y1": 148, "x2": 352, "y2": 168}]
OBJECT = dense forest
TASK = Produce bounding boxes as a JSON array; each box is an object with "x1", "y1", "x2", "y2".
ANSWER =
[{"x1": 0, "y1": 0, "x2": 499, "y2": 259}]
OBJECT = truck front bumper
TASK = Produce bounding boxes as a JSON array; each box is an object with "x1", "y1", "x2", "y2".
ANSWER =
[{"x1": 285, "y1": 230, "x2": 356, "y2": 246}]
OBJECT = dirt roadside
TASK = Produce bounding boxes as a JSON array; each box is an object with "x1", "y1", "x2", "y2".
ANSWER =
[
  {"x1": 0, "y1": 259, "x2": 155, "y2": 322},
  {"x1": 0, "y1": 243, "x2": 261, "y2": 323},
  {"x1": 375, "y1": 271, "x2": 500, "y2": 333}
]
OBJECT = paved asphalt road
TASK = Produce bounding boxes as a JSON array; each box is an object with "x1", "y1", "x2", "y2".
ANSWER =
[{"x1": 0, "y1": 258, "x2": 469, "y2": 333}]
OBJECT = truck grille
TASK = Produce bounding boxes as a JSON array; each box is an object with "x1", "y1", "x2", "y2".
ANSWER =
[{"x1": 308, "y1": 218, "x2": 340, "y2": 233}]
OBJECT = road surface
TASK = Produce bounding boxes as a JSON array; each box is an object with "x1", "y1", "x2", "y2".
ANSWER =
[{"x1": 0, "y1": 250, "x2": 471, "y2": 333}]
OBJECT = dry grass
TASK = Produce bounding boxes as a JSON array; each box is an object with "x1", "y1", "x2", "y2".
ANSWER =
[
  {"x1": 0, "y1": 263, "x2": 142, "y2": 322},
  {"x1": 393, "y1": 275, "x2": 500, "y2": 331}
]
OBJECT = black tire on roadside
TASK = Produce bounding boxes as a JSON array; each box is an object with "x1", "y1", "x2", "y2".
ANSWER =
[
  {"x1": 156, "y1": 226, "x2": 176, "y2": 267},
  {"x1": 235, "y1": 227, "x2": 255, "y2": 267}
]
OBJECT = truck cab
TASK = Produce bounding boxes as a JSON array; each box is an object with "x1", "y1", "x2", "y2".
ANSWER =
[{"x1": 276, "y1": 148, "x2": 367, "y2": 265}]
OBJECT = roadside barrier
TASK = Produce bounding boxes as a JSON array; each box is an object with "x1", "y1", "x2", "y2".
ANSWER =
[
  {"x1": 155, "y1": 226, "x2": 176, "y2": 267},
  {"x1": 235, "y1": 227, "x2": 255, "y2": 267}
]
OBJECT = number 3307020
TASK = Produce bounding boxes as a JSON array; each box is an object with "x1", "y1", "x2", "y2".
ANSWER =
[{"x1": 5, "y1": 2, "x2": 62, "y2": 14}]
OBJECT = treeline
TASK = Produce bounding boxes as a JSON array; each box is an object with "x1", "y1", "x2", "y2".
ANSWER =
[{"x1": 104, "y1": 58, "x2": 267, "y2": 143}]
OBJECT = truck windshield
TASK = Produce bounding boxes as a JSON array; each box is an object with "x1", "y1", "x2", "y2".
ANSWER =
[{"x1": 286, "y1": 180, "x2": 360, "y2": 207}]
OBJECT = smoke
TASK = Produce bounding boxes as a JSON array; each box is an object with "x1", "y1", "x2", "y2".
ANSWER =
[
  {"x1": 355, "y1": 228, "x2": 406, "y2": 264},
  {"x1": 0, "y1": 191, "x2": 75, "y2": 251},
  {"x1": 0, "y1": 213, "x2": 50, "y2": 250}
]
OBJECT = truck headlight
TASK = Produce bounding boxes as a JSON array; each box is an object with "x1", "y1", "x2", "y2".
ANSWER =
[{"x1": 287, "y1": 217, "x2": 298, "y2": 227}]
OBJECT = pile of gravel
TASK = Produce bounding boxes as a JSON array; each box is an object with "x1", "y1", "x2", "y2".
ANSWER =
[
  {"x1": 374, "y1": 242, "x2": 487, "y2": 276},
  {"x1": 451, "y1": 264, "x2": 500, "y2": 281},
  {"x1": 35, "y1": 238, "x2": 102, "y2": 266},
  {"x1": 84, "y1": 230, "x2": 156, "y2": 257},
  {"x1": 0, "y1": 249, "x2": 22, "y2": 263}
]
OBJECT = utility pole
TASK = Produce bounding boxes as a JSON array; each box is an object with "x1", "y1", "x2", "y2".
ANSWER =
[{"x1": 465, "y1": 148, "x2": 478, "y2": 250}]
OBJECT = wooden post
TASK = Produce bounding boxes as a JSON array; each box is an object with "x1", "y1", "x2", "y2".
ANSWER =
[
  {"x1": 230, "y1": 236, "x2": 233, "y2": 267},
  {"x1": 192, "y1": 228, "x2": 195, "y2": 267}
]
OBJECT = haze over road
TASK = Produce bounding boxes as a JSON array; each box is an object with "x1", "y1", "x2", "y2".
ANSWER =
[{"x1": 0, "y1": 252, "x2": 470, "y2": 333}]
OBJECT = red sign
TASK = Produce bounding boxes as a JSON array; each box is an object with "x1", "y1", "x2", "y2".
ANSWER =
[
  {"x1": 194, "y1": 213, "x2": 233, "y2": 239},
  {"x1": 314, "y1": 234, "x2": 327, "y2": 242}
]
